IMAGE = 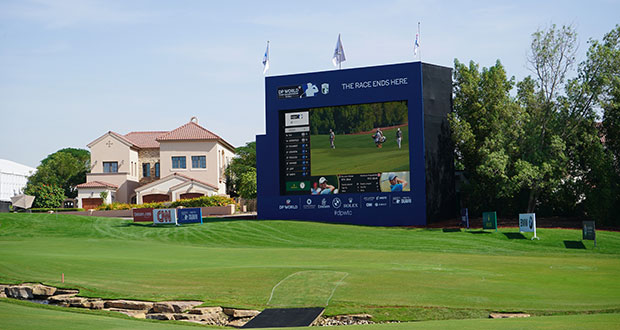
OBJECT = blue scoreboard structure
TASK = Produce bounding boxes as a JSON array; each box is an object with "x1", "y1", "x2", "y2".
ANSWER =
[{"x1": 256, "y1": 62, "x2": 455, "y2": 226}]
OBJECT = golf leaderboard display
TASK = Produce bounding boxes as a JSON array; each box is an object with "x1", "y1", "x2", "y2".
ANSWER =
[{"x1": 257, "y1": 62, "x2": 455, "y2": 226}]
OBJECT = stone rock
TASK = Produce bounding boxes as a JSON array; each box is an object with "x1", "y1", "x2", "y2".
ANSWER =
[
  {"x1": 0, "y1": 284, "x2": 8, "y2": 298},
  {"x1": 82, "y1": 299, "x2": 105, "y2": 310},
  {"x1": 188, "y1": 306, "x2": 223, "y2": 315},
  {"x1": 31, "y1": 284, "x2": 57, "y2": 297},
  {"x1": 104, "y1": 300, "x2": 153, "y2": 310},
  {"x1": 227, "y1": 317, "x2": 252, "y2": 327},
  {"x1": 5, "y1": 286, "x2": 33, "y2": 299},
  {"x1": 146, "y1": 313, "x2": 174, "y2": 320},
  {"x1": 48, "y1": 294, "x2": 81, "y2": 306},
  {"x1": 150, "y1": 301, "x2": 203, "y2": 313},
  {"x1": 172, "y1": 314, "x2": 202, "y2": 321},
  {"x1": 107, "y1": 308, "x2": 146, "y2": 319},
  {"x1": 489, "y1": 313, "x2": 531, "y2": 319},
  {"x1": 222, "y1": 308, "x2": 260, "y2": 318},
  {"x1": 54, "y1": 288, "x2": 79, "y2": 296}
]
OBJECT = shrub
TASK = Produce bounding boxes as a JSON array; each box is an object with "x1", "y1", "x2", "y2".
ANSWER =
[
  {"x1": 24, "y1": 183, "x2": 65, "y2": 208},
  {"x1": 170, "y1": 195, "x2": 236, "y2": 208},
  {"x1": 31, "y1": 208, "x2": 85, "y2": 213}
]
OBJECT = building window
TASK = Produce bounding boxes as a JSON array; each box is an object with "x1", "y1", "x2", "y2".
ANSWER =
[
  {"x1": 172, "y1": 156, "x2": 186, "y2": 169},
  {"x1": 192, "y1": 155, "x2": 206, "y2": 168},
  {"x1": 142, "y1": 163, "x2": 150, "y2": 177},
  {"x1": 155, "y1": 163, "x2": 160, "y2": 178},
  {"x1": 103, "y1": 162, "x2": 118, "y2": 173}
]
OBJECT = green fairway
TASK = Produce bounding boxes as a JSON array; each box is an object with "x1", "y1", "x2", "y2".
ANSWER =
[
  {"x1": 310, "y1": 126, "x2": 409, "y2": 176},
  {"x1": 1, "y1": 213, "x2": 620, "y2": 325}
]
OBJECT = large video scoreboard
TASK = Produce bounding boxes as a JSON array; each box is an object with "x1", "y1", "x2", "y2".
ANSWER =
[{"x1": 257, "y1": 62, "x2": 454, "y2": 226}]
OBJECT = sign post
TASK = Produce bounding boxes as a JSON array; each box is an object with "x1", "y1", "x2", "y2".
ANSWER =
[
  {"x1": 519, "y1": 213, "x2": 539, "y2": 240},
  {"x1": 177, "y1": 208, "x2": 203, "y2": 225},
  {"x1": 153, "y1": 209, "x2": 177, "y2": 225},
  {"x1": 482, "y1": 211, "x2": 497, "y2": 231},
  {"x1": 132, "y1": 208, "x2": 154, "y2": 222},
  {"x1": 460, "y1": 208, "x2": 469, "y2": 229},
  {"x1": 582, "y1": 221, "x2": 596, "y2": 247}
]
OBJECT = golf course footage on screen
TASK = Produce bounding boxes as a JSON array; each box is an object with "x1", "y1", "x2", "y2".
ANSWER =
[{"x1": 280, "y1": 100, "x2": 411, "y2": 195}]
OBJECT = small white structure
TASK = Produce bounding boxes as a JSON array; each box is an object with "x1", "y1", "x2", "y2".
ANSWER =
[{"x1": 0, "y1": 159, "x2": 36, "y2": 202}]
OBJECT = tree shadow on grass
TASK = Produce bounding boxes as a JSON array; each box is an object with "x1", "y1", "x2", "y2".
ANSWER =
[
  {"x1": 503, "y1": 233, "x2": 526, "y2": 240},
  {"x1": 563, "y1": 241, "x2": 586, "y2": 249},
  {"x1": 442, "y1": 228, "x2": 461, "y2": 233},
  {"x1": 468, "y1": 230, "x2": 492, "y2": 234}
]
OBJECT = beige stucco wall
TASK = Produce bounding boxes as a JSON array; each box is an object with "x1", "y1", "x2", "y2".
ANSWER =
[
  {"x1": 89, "y1": 134, "x2": 134, "y2": 175},
  {"x1": 171, "y1": 182, "x2": 217, "y2": 200},
  {"x1": 159, "y1": 140, "x2": 218, "y2": 187},
  {"x1": 216, "y1": 144, "x2": 236, "y2": 194},
  {"x1": 77, "y1": 187, "x2": 115, "y2": 208},
  {"x1": 86, "y1": 173, "x2": 139, "y2": 204}
]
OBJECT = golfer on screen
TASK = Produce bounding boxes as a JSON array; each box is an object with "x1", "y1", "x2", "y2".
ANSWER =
[
  {"x1": 388, "y1": 173, "x2": 408, "y2": 192},
  {"x1": 318, "y1": 177, "x2": 336, "y2": 194},
  {"x1": 329, "y1": 129, "x2": 335, "y2": 149}
]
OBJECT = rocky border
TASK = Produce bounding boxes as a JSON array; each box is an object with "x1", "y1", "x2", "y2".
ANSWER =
[
  {"x1": 1, "y1": 283, "x2": 379, "y2": 327},
  {"x1": 1, "y1": 283, "x2": 256, "y2": 327}
]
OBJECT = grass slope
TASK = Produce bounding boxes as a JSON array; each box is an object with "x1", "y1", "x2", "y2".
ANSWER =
[
  {"x1": 1, "y1": 213, "x2": 619, "y2": 323},
  {"x1": 2, "y1": 300, "x2": 619, "y2": 330},
  {"x1": 310, "y1": 126, "x2": 409, "y2": 176}
]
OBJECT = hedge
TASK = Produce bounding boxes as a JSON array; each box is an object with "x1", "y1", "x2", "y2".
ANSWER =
[
  {"x1": 31, "y1": 208, "x2": 85, "y2": 213},
  {"x1": 96, "y1": 195, "x2": 236, "y2": 211}
]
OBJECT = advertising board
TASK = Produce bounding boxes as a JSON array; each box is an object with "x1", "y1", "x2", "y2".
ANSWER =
[
  {"x1": 177, "y1": 208, "x2": 203, "y2": 224},
  {"x1": 132, "y1": 208, "x2": 153, "y2": 222},
  {"x1": 518, "y1": 213, "x2": 536, "y2": 233},
  {"x1": 257, "y1": 62, "x2": 457, "y2": 226},
  {"x1": 153, "y1": 208, "x2": 177, "y2": 225},
  {"x1": 482, "y1": 211, "x2": 497, "y2": 230}
]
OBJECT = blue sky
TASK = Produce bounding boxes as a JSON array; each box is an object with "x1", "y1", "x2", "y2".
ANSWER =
[{"x1": 1, "y1": 0, "x2": 619, "y2": 167}]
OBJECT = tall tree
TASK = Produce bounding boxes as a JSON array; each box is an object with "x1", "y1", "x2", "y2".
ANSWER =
[
  {"x1": 519, "y1": 24, "x2": 620, "y2": 213},
  {"x1": 26, "y1": 148, "x2": 90, "y2": 199},
  {"x1": 225, "y1": 141, "x2": 256, "y2": 197},
  {"x1": 450, "y1": 59, "x2": 525, "y2": 213}
]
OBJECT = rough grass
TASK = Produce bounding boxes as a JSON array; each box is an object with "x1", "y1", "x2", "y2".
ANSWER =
[
  {"x1": 0, "y1": 213, "x2": 619, "y2": 324},
  {"x1": 310, "y1": 126, "x2": 409, "y2": 176}
]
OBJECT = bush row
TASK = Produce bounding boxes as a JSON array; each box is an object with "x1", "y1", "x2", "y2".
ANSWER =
[
  {"x1": 31, "y1": 208, "x2": 85, "y2": 213},
  {"x1": 96, "y1": 195, "x2": 236, "y2": 211}
]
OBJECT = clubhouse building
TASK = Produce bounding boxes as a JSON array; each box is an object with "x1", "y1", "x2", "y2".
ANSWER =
[{"x1": 76, "y1": 117, "x2": 235, "y2": 209}]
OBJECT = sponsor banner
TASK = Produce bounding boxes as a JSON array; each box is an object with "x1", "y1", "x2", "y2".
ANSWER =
[
  {"x1": 519, "y1": 213, "x2": 536, "y2": 233},
  {"x1": 278, "y1": 198, "x2": 299, "y2": 210},
  {"x1": 482, "y1": 211, "x2": 497, "y2": 230},
  {"x1": 177, "y1": 208, "x2": 203, "y2": 224},
  {"x1": 278, "y1": 85, "x2": 303, "y2": 99},
  {"x1": 153, "y1": 208, "x2": 177, "y2": 225},
  {"x1": 582, "y1": 221, "x2": 596, "y2": 240},
  {"x1": 133, "y1": 208, "x2": 153, "y2": 222}
]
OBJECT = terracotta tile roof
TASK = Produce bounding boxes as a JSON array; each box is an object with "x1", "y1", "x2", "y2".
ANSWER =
[
  {"x1": 156, "y1": 121, "x2": 236, "y2": 151},
  {"x1": 124, "y1": 131, "x2": 167, "y2": 149},
  {"x1": 156, "y1": 121, "x2": 221, "y2": 141},
  {"x1": 76, "y1": 181, "x2": 118, "y2": 189}
]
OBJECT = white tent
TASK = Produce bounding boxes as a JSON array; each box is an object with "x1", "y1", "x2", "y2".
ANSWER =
[{"x1": 0, "y1": 159, "x2": 36, "y2": 202}]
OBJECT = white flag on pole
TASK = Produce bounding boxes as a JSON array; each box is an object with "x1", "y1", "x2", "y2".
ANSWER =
[
  {"x1": 414, "y1": 22, "x2": 420, "y2": 56},
  {"x1": 332, "y1": 34, "x2": 346, "y2": 68},
  {"x1": 262, "y1": 41, "x2": 270, "y2": 74}
]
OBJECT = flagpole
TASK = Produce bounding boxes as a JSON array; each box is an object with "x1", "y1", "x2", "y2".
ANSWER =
[{"x1": 418, "y1": 22, "x2": 421, "y2": 62}]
